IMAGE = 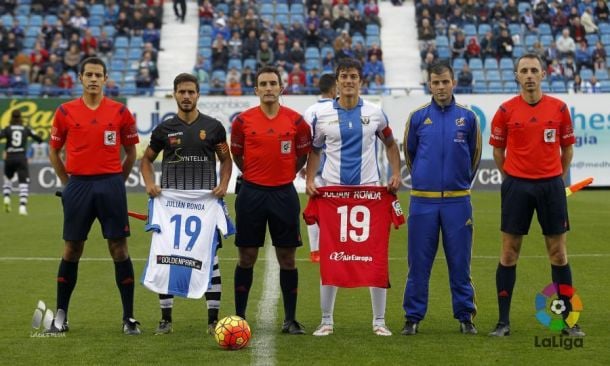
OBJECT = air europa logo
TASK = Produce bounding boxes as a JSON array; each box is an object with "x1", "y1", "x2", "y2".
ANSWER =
[{"x1": 329, "y1": 252, "x2": 373, "y2": 262}]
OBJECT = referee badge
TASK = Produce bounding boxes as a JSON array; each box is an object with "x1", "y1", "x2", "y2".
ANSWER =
[
  {"x1": 361, "y1": 116, "x2": 370, "y2": 125},
  {"x1": 281, "y1": 140, "x2": 292, "y2": 154},
  {"x1": 104, "y1": 131, "x2": 117, "y2": 146},
  {"x1": 199, "y1": 130, "x2": 206, "y2": 140},
  {"x1": 544, "y1": 129, "x2": 556, "y2": 143}
]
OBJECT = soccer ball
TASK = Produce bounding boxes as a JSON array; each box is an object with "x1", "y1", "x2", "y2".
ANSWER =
[
  {"x1": 214, "y1": 315, "x2": 251, "y2": 350},
  {"x1": 550, "y1": 299, "x2": 566, "y2": 315}
]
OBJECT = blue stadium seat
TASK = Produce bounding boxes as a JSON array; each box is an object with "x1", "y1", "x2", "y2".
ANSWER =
[
  {"x1": 488, "y1": 82, "x2": 503, "y2": 93},
  {"x1": 499, "y1": 58, "x2": 513, "y2": 70},
  {"x1": 275, "y1": 14, "x2": 290, "y2": 27},
  {"x1": 486, "y1": 70, "x2": 501, "y2": 81},
  {"x1": 28, "y1": 83, "x2": 42, "y2": 97},
  {"x1": 585, "y1": 34, "x2": 599, "y2": 46},
  {"x1": 26, "y1": 27, "x2": 39, "y2": 38},
  {"x1": 538, "y1": 24, "x2": 552, "y2": 36},
  {"x1": 580, "y1": 68, "x2": 594, "y2": 80},
  {"x1": 90, "y1": 16, "x2": 104, "y2": 27},
  {"x1": 16, "y1": 15, "x2": 28, "y2": 26},
  {"x1": 305, "y1": 47, "x2": 320, "y2": 59},
  {"x1": 472, "y1": 70, "x2": 485, "y2": 81},
  {"x1": 508, "y1": 23, "x2": 522, "y2": 38},
  {"x1": 243, "y1": 58, "x2": 257, "y2": 70},
  {"x1": 513, "y1": 45, "x2": 525, "y2": 58},
  {"x1": 128, "y1": 48, "x2": 142, "y2": 60},
  {"x1": 477, "y1": 24, "x2": 491, "y2": 35},
  {"x1": 23, "y1": 37, "x2": 36, "y2": 49},
  {"x1": 473, "y1": 83, "x2": 487, "y2": 93},
  {"x1": 600, "y1": 22, "x2": 610, "y2": 34},
  {"x1": 503, "y1": 81, "x2": 518, "y2": 93},
  {"x1": 216, "y1": 3, "x2": 229, "y2": 15},
  {"x1": 200, "y1": 48, "x2": 212, "y2": 59},
  {"x1": 29, "y1": 15, "x2": 43, "y2": 27},
  {"x1": 109, "y1": 71, "x2": 124, "y2": 83},
  {"x1": 199, "y1": 83, "x2": 210, "y2": 95},
  {"x1": 291, "y1": 14, "x2": 304, "y2": 25},
  {"x1": 305, "y1": 58, "x2": 320, "y2": 70},
  {"x1": 551, "y1": 80, "x2": 567, "y2": 93},
  {"x1": 103, "y1": 25, "x2": 116, "y2": 37},
  {"x1": 211, "y1": 70, "x2": 227, "y2": 83},
  {"x1": 524, "y1": 34, "x2": 538, "y2": 48},
  {"x1": 601, "y1": 81, "x2": 610, "y2": 93},
  {"x1": 44, "y1": 15, "x2": 58, "y2": 25},
  {"x1": 110, "y1": 59, "x2": 127, "y2": 71},
  {"x1": 540, "y1": 35, "x2": 553, "y2": 48},
  {"x1": 366, "y1": 24, "x2": 380, "y2": 37},
  {"x1": 366, "y1": 36, "x2": 380, "y2": 48},
  {"x1": 275, "y1": 3, "x2": 289, "y2": 14},
  {"x1": 90, "y1": 4, "x2": 104, "y2": 16},
  {"x1": 122, "y1": 82, "x2": 137, "y2": 96},
  {"x1": 290, "y1": 3, "x2": 304, "y2": 15},
  {"x1": 463, "y1": 23, "x2": 477, "y2": 37},
  {"x1": 198, "y1": 36, "x2": 212, "y2": 47},
  {"x1": 437, "y1": 47, "x2": 450, "y2": 60},
  {"x1": 321, "y1": 46, "x2": 335, "y2": 58},
  {"x1": 115, "y1": 37, "x2": 129, "y2": 48},
  {"x1": 228, "y1": 58, "x2": 243, "y2": 70},
  {"x1": 352, "y1": 34, "x2": 365, "y2": 46},
  {"x1": 435, "y1": 36, "x2": 449, "y2": 47},
  {"x1": 1, "y1": 15, "x2": 13, "y2": 27},
  {"x1": 200, "y1": 25, "x2": 213, "y2": 36},
  {"x1": 16, "y1": 5, "x2": 30, "y2": 16},
  {"x1": 518, "y1": 3, "x2": 530, "y2": 13},
  {"x1": 452, "y1": 57, "x2": 466, "y2": 70},
  {"x1": 501, "y1": 70, "x2": 514, "y2": 81},
  {"x1": 113, "y1": 48, "x2": 128, "y2": 60},
  {"x1": 595, "y1": 69, "x2": 609, "y2": 81},
  {"x1": 601, "y1": 34, "x2": 610, "y2": 46},
  {"x1": 260, "y1": 3, "x2": 273, "y2": 15},
  {"x1": 541, "y1": 80, "x2": 550, "y2": 92},
  {"x1": 130, "y1": 37, "x2": 144, "y2": 48},
  {"x1": 469, "y1": 58, "x2": 483, "y2": 70},
  {"x1": 484, "y1": 58, "x2": 498, "y2": 69}
]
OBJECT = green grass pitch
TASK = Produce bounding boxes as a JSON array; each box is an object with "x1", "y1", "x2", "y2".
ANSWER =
[{"x1": 1, "y1": 190, "x2": 609, "y2": 365}]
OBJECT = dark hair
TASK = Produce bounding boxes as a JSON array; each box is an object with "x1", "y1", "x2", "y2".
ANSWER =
[
  {"x1": 10, "y1": 110, "x2": 22, "y2": 125},
  {"x1": 514, "y1": 53, "x2": 546, "y2": 72},
  {"x1": 335, "y1": 58, "x2": 363, "y2": 80},
  {"x1": 79, "y1": 57, "x2": 107, "y2": 76},
  {"x1": 255, "y1": 66, "x2": 283, "y2": 87},
  {"x1": 318, "y1": 73, "x2": 336, "y2": 95},
  {"x1": 173, "y1": 73, "x2": 200, "y2": 92},
  {"x1": 428, "y1": 60, "x2": 454, "y2": 81}
]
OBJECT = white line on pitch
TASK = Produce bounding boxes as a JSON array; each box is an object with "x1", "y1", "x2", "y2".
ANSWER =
[{"x1": 251, "y1": 244, "x2": 279, "y2": 366}]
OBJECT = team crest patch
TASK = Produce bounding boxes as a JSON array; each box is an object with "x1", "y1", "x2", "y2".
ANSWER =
[
  {"x1": 361, "y1": 116, "x2": 370, "y2": 125},
  {"x1": 281, "y1": 141, "x2": 292, "y2": 154},
  {"x1": 169, "y1": 136, "x2": 181, "y2": 146},
  {"x1": 104, "y1": 131, "x2": 117, "y2": 145},
  {"x1": 544, "y1": 129, "x2": 556, "y2": 143},
  {"x1": 199, "y1": 130, "x2": 206, "y2": 140},
  {"x1": 455, "y1": 117, "x2": 465, "y2": 126},
  {"x1": 424, "y1": 118, "x2": 433, "y2": 125}
]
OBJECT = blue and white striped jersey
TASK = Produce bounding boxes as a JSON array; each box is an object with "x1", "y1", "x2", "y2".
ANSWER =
[{"x1": 311, "y1": 98, "x2": 393, "y2": 185}]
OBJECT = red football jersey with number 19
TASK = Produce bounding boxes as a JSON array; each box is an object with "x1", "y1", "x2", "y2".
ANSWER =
[
  {"x1": 50, "y1": 97, "x2": 139, "y2": 175},
  {"x1": 303, "y1": 186, "x2": 405, "y2": 288}
]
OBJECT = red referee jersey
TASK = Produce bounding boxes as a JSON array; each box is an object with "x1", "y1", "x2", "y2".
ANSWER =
[
  {"x1": 50, "y1": 97, "x2": 139, "y2": 175},
  {"x1": 489, "y1": 95, "x2": 575, "y2": 179},
  {"x1": 231, "y1": 106, "x2": 312, "y2": 186}
]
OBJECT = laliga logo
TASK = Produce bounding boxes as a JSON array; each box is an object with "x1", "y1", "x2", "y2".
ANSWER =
[{"x1": 535, "y1": 283, "x2": 583, "y2": 332}]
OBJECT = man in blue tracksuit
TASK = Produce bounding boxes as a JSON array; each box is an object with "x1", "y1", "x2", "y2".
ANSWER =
[{"x1": 401, "y1": 61, "x2": 482, "y2": 335}]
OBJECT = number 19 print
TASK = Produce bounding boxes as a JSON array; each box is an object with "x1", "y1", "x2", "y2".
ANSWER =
[
  {"x1": 141, "y1": 189, "x2": 235, "y2": 299},
  {"x1": 303, "y1": 186, "x2": 405, "y2": 288}
]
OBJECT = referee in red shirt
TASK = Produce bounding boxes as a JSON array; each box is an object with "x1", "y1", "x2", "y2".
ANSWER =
[
  {"x1": 47, "y1": 57, "x2": 141, "y2": 335},
  {"x1": 488, "y1": 53, "x2": 584, "y2": 337},
  {"x1": 231, "y1": 66, "x2": 312, "y2": 334}
]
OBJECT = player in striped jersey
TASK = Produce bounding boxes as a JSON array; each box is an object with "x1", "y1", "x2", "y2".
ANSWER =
[
  {"x1": 0, "y1": 110, "x2": 43, "y2": 215},
  {"x1": 301, "y1": 74, "x2": 337, "y2": 263},
  {"x1": 305, "y1": 58, "x2": 401, "y2": 336},
  {"x1": 140, "y1": 73, "x2": 232, "y2": 335}
]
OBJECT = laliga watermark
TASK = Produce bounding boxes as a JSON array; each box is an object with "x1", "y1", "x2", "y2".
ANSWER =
[
  {"x1": 533, "y1": 283, "x2": 584, "y2": 350},
  {"x1": 30, "y1": 300, "x2": 66, "y2": 338}
]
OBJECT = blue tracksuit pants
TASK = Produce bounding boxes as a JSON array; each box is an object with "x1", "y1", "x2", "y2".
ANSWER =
[{"x1": 402, "y1": 196, "x2": 476, "y2": 322}]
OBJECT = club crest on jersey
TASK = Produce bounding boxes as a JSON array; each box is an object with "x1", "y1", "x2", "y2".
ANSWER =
[
  {"x1": 361, "y1": 116, "x2": 370, "y2": 125},
  {"x1": 455, "y1": 117, "x2": 465, "y2": 126},
  {"x1": 199, "y1": 130, "x2": 206, "y2": 140},
  {"x1": 104, "y1": 131, "x2": 117, "y2": 146},
  {"x1": 169, "y1": 136, "x2": 181, "y2": 146},
  {"x1": 424, "y1": 117, "x2": 433, "y2": 125},
  {"x1": 281, "y1": 140, "x2": 292, "y2": 154}
]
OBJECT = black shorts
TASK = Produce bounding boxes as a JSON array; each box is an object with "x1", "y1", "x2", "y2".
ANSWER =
[
  {"x1": 62, "y1": 174, "x2": 130, "y2": 241},
  {"x1": 501, "y1": 175, "x2": 569, "y2": 236},
  {"x1": 234, "y1": 180, "x2": 302, "y2": 248},
  {"x1": 4, "y1": 157, "x2": 29, "y2": 183}
]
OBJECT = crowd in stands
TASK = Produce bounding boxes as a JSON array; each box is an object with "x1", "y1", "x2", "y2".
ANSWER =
[
  {"x1": 0, "y1": 0, "x2": 164, "y2": 97},
  {"x1": 416, "y1": 0, "x2": 610, "y2": 93},
  {"x1": 194, "y1": 0, "x2": 395, "y2": 95}
]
